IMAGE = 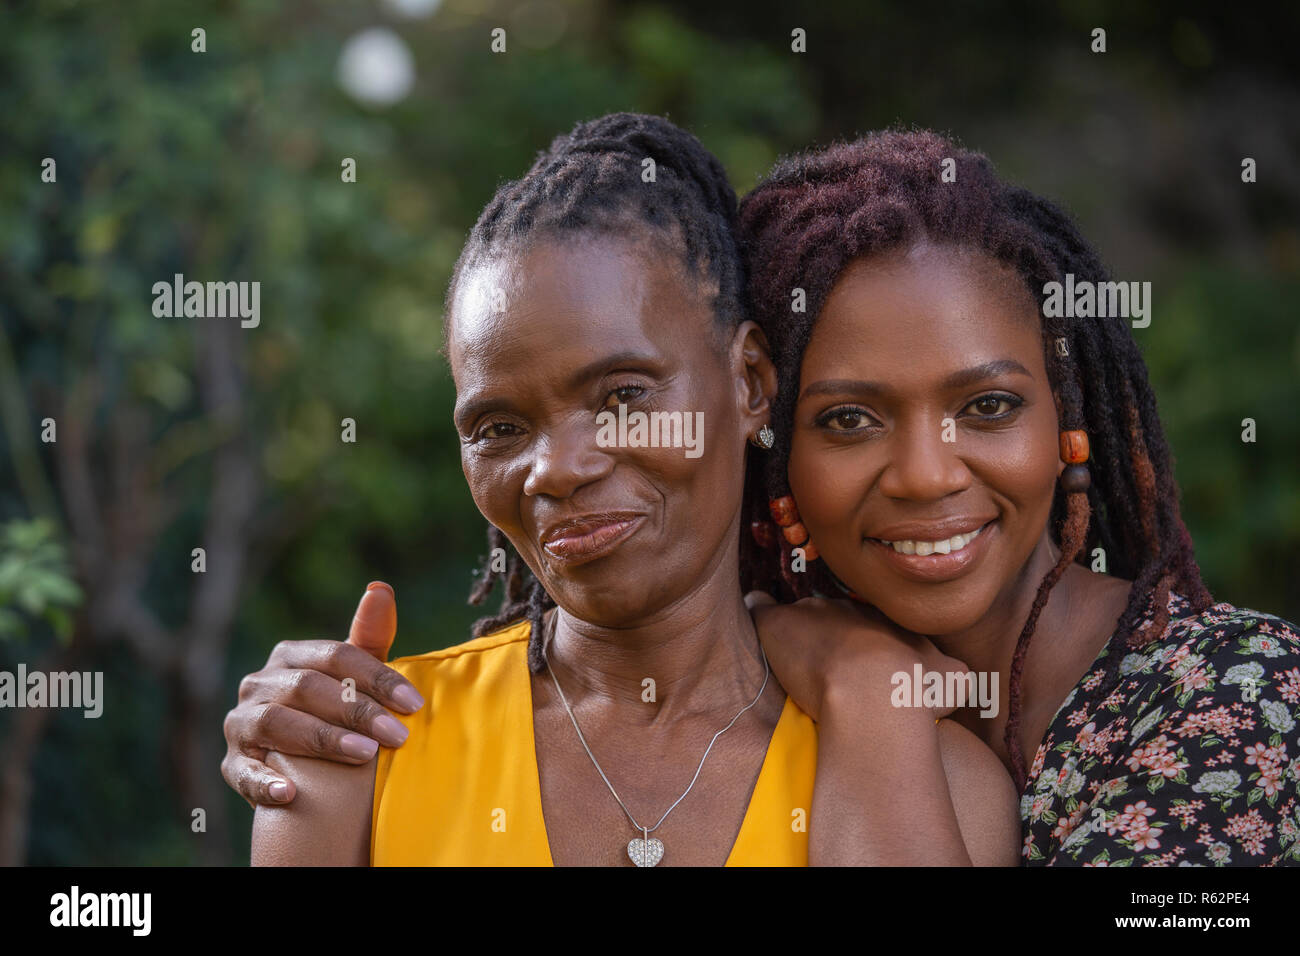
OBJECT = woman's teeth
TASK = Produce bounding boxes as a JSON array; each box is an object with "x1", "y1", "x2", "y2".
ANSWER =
[{"x1": 879, "y1": 525, "x2": 984, "y2": 556}]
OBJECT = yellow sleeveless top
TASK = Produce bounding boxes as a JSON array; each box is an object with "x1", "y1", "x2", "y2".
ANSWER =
[{"x1": 370, "y1": 619, "x2": 817, "y2": 866}]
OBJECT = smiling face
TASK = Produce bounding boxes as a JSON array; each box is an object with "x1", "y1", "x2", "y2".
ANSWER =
[
  {"x1": 449, "y1": 234, "x2": 771, "y2": 627},
  {"x1": 787, "y1": 241, "x2": 1064, "y2": 637}
]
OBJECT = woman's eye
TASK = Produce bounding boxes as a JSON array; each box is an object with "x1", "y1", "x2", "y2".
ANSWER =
[
  {"x1": 602, "y1": 385, "x2": 645, "y2": 409},
  {"x1": 963, "y1": 394, "x2": 1020, "y2": 417},
  {"x1": 479, "y1": 421, "x2": 522, "y2": 440},
  {"x1": 821, "y1": 408, "x2": 872, "y2": 430}
]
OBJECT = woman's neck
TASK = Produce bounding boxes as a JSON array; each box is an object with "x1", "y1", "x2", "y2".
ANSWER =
[
  {"x1": 928, "y1": 532, "x2": 1131, "y2": 763},
  {"x1": 544, "y1": 574, "x2": 768, "y2": 728},
  {"x1": 928, "y1": 533, "x2": 1067, "y2": 680}
]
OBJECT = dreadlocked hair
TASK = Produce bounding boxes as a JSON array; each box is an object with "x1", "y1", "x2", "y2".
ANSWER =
[
  {"x1": 736, "y1": 128, "x2": 1213, "y2": 790},
  {"x1": 448, "y1": 112, "x2": 746, "y2": 674}
]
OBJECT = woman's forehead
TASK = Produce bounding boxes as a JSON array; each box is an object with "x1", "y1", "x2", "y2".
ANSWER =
[
  {"x1": 448, "y1": 237, "x2": 712, "y2": 371},
  {"x1": 819, "y1": 246, "x2": 1039, "y2": 335},
  {"x1": 803, "y1": 246, "x2": 1045, "y2": 383}
]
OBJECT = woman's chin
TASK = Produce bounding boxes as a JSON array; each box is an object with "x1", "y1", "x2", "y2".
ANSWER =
[
  {"x1": 550, "y1": 587, "x2": 661, "y2": 629},
  {"x1": 853, "y1": 594, "x2": 991, "y2": 640}
]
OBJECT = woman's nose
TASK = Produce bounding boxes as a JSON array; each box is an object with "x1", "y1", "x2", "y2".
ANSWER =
[
  {"x1": 876, "y1": 418, "x2": 972, "y2": 501},
  {"x1": 522, "y1": 419, "x2": 616, "y2": 499}
]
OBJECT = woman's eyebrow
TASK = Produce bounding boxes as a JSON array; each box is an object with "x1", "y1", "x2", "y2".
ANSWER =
[
  {"x1": 798, "y1": 378, "x2": 888, "y2": 401},
  {"x1": 454, "y1": 350, "x2": 662, "y2": 428},
  {"x1": 938, "y1": 358, "x2": 1033, "y2": 390},
  {"x1": 563, "y1": 350, "x2": 660, "y2": 390},
  {"x1": 453, "y1": 393, "x2": 505, "y2": 431},
  {"x1": 799, "y1": 359, "x2": 1033, "y2": 401}
]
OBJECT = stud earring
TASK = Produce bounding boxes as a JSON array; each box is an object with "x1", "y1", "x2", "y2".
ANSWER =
[
  {"x1": 752, "y1": 424, "x2": 775, "y2": 450},
  {"x1": 1059, "y1": 429, "x2": 1091, "y2": 493}
]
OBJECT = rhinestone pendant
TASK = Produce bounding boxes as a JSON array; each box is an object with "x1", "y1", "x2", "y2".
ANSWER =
[{"x1": 628, "y1": 837, "x2": 664, "y2": 867}]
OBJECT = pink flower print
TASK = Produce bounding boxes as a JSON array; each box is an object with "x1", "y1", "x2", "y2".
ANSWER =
[
  {"x1": 1225, "y1": 809, "x2": 1273, "y2": 856},
  {"x1": 1125, "y1": 735, "x2": 1188, "y2": 778},
  {"x1": 1175, "y1": 666, "x2": 1212, "y2": 695},
  {"x1": 1278, "y1": 668, "x2": 1300, "y2": 706},
  {"x1": 1030, "y1": 744, "x2": 1047, "y2": 780},
  {"x1": 1169, "y1": 801, "x2": 1204, "y2": 827},
  {"x1": 1244, "y1": 741, "x2": 1287, "y2": 777}
]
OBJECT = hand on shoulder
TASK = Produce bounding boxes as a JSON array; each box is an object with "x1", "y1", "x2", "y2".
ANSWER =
[
  {"x1": 252, "y1": 752, "x2": 377, "y2": 866},
  {"x1": 750, "y1": 594, "x2": 971, "y2": 721}
]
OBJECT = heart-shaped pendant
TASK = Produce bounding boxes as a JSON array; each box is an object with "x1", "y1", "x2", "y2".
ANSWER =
[{"x1": 627, "y1": 837, "x2": 665, "y2": 867}]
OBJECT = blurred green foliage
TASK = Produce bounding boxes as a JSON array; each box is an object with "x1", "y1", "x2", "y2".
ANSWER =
[
  {"x1": 0, "y1": 0, "x2": 1296, "y2": 864},
  {"x1": 1141, "y1": 266, "x2": 1300, "y2": 612},
  {"x1": 0, "y1": 518, "x2": 81, "y2": 643}
]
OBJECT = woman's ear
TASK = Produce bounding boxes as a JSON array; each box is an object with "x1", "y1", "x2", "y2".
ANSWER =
[{"x1": 731, "y1": 321, "x2": 778, "y2": 430}]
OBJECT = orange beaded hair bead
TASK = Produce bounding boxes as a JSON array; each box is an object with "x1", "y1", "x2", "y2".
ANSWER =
[
  {"x1": 1059, "y1": 428, "x2": 1091, "y2": 494},
  {"x1": 1059, "y1": 429, "x2": 1089, "y2": 464},
  {"x1": 767, "y1": 494, "x2": 819, "y2": 561}
]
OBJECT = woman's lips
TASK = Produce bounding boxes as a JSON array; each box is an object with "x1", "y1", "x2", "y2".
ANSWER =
[
  {"x1": 864, "y1": 519, "x2": 997, "y2": 583},
  {"x1": 541, "y1": 514, "x2": 646, "y2": 565}
]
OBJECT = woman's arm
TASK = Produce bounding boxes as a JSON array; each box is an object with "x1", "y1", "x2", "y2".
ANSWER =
[
  {"x1": 813, "y1": 673, "x2": 1019, "y2": 865},
  {"x1": 814, "y1": 686, "x2": 968, "y2": 864},
  {"x1": 251, "y1": 752, "x2": 376, "y2": 865},
  {"x1": 752, "y1": 595, "x2": 1020, "y2": 865},
  {"x1": 936, "y1": 720, "x2": 1021, "y2": 865}
]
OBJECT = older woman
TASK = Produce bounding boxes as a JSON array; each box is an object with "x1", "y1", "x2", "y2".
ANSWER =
[{"x1": 236, "y1": 114, "x2": 1018, "y2": 866}]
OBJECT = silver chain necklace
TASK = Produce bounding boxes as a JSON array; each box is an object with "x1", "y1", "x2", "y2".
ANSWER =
[{"x1": 542, "y1": 628, "x2": 771, "y2": 867}]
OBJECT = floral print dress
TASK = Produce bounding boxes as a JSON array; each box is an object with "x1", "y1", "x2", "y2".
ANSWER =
[{"x1": 1021, "y1": 592, "x2": 1300, "y2": 866}]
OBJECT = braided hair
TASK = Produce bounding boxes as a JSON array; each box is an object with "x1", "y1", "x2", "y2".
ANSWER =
[
  {"x1": 445, "y1": 112, "x2": 746, "y2": 672},
  {"x1": 736, "y1": 129, "x2": 1214, "y2": 789}
]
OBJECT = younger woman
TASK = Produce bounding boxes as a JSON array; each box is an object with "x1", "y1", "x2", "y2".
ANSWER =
[{"x1": 739, "y1": 129, "x2": 1300, "y2": 866}]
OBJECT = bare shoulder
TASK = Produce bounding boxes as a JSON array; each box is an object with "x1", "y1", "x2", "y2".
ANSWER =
[
  {"x1": 251, "y1": 752, "x2": 376, "y2": 866},
  {"x1": 936, "y1": 720, "x2": 1021, "y2": 866}
]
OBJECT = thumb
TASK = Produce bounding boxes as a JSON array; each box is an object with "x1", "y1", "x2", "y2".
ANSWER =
[{"x1": 349, "y1": 581, "x2": 397, "y2": 662}]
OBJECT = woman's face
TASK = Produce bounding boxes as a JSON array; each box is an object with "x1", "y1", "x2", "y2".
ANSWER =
[
  {"x1": 449, "y1": 234, "x2": 772, "y2": 627},
  {"x1": 787, "y1": 241, "x2": 1064, "y2": 637}
]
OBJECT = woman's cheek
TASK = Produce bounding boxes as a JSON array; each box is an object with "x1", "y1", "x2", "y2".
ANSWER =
[
  {"x1": 788, "y1": 435, "x2": 860, "y2": 544},
  {"x1": 652, "y1": 395, "x2": 744, "y2": 498},
  {"x1": 464, "y1": 454, "x2": 522, "y2": 534},
  {"x1": 980, "y1": 427, "x2": 1061, "y2": 550},
  {"x1": 1019, "y1": 414, "x2": 1067, "y2": 506}
]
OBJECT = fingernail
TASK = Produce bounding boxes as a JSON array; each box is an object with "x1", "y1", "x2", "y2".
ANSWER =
[
  {"x1": 391, "y1": 684, "x2": 424, "y2": 712},
  {"x1": 366, "y1": 581, "x2": 393, "y2": 595},
  {"x1": 340, "y1": 733, "x2": 379, "y2": 759},
  {"x1": 372, "y1": 714, "x2": 409, "y2": 747},
  {"x1": 269, "y1": 780, "x2": 290, "y2": 802}
]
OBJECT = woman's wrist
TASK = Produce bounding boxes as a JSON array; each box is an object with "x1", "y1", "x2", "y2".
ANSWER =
[
  {"x1": 821, "y1": 650, "x2": 920, "y2": 714},
  {"x1": 812, "y1": 677, "x2": 967, "y2": 865},
  {"x1": 822, "y1": 667, "x2": 942, "y2": 729}
]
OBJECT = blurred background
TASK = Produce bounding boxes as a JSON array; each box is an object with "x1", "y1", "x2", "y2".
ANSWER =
[{"x1": 0, "y1": 0, "x2": 1296, "y2": 865}]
